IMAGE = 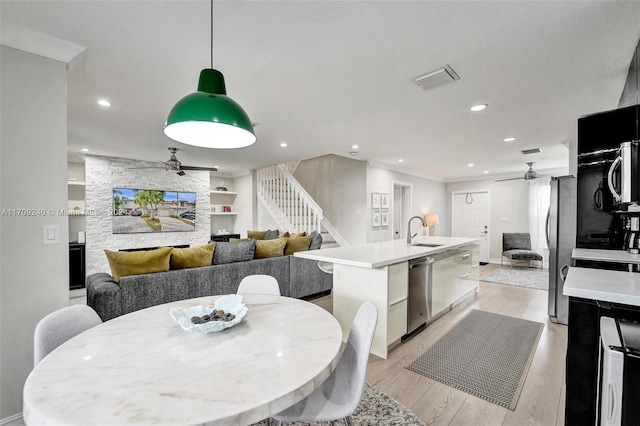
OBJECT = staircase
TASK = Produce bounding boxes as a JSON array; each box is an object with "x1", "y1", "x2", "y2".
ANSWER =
[{"x1": 256, "y1": 164, "x2": 347, "y2": 247}]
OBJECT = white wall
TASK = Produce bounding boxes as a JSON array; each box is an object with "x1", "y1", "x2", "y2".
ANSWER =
[
  {"x1": 85, "y1": 155, "x2": 210, "y2": 276},
  {"x1": 1, "y1": 46, "x2": 69, "y2": 420},
  {"x1": 231, "y1": 172, "x2": 256, "y2": 237},
  {"x1": 366, "y1": 166, "x2": 447, "y2": 242},
  {"x1": 445, "y1": 178, "x2": 531, "y2": 261},
  {"x1": 293, "y1": 155, "x2": 367, "y2": 244}
]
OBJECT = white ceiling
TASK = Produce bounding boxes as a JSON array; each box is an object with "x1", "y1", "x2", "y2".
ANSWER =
[{"x1": 3, "y1": 1, "x2": 640, "y2": 182}]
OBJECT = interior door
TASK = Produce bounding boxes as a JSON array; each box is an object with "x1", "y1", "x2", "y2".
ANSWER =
[{"x1": 452, "y1": 191, "x2": 490, "y2": 263}]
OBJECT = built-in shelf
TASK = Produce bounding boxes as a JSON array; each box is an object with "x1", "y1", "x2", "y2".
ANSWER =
[
  {"x1": 210, "y1": 212, "x2": 238, "y2": 216},
  {"x1": 68, "y1": 181, "x2": 86, "y2": 186}
]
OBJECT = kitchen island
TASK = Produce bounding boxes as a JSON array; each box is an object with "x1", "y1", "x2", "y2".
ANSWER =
[{"x1": 295, "y1": 236, "x2": 480, "y2": 358}]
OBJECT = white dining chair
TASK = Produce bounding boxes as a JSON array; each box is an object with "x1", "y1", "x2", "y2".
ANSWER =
[
  {"x1": 236, "y1": 274, "x2": 281, "y2": 296},
  {"x1": 272, "y1": 301, "x2": 378, "y2": 426},
  {"x1": 34, "y1": 304, "x2": 102, "y2": 366}
]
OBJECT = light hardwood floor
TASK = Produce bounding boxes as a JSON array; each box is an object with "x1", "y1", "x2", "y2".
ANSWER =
[
  {"x1": 65, "y1": 264, "x2": 565, "y2": 426},
  {"x1": 311, "y1": 263, "x2": 567, "y2": 426}
]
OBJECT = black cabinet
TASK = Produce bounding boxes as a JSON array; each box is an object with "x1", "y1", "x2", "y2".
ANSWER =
[
  {"x1": 69, "y1": 243, "x2": 85, "y2": 290},
  {"x1": 566, "y1": 296, "x2": 640, "y2": 425},
  {"x1": 577, "y1": 105, "x2": 640, "y2": 249},
  {"x1": 210, "y1": 233, "x2": 241, "y2": 242}
]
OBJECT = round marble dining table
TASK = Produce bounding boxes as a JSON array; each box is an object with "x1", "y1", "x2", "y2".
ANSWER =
[{"x1": 23, "y1": 294, "x2": 343, "y2": 426}]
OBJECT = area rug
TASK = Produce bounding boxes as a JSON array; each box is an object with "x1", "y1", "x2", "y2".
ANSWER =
[
  {"x1": 405, "y1": 309, "x2": 543, "y2": 410},
  {"x1": 251, "y1": 384, "x2": 425, "y2": 425},
  {"x1": 481, "y1": 267, "x2": 548, "y2": 291}
]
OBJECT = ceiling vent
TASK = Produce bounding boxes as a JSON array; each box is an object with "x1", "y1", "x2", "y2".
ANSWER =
[
  {"x1": 522, "y1": 148, "x2": 542, "y2": 155},
  {"x1": 413, "y1": 65, "x2": 460, "y2": 91}
]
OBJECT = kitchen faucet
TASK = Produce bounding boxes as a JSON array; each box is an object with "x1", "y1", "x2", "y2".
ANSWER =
[{"x1": 407, "y1": 215, "x2": 428, "y2": 244}]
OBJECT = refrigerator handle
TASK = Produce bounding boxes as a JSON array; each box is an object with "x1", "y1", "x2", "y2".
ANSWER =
[
  {"x1": 560, "y1": 264, "x2": 570, "y2": 282},
  {"x1": 545, "y1": 207, "x2": 550, "y2": 247}
]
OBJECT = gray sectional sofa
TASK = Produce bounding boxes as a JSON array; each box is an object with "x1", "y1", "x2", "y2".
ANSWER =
[{"x1": 87, "y1": 255, "x2": 331, "y2": 321}]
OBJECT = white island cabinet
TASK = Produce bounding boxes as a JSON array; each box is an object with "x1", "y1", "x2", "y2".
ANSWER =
[{"x1": 295, "y1": 236, "x2": 479, "y2": 358}]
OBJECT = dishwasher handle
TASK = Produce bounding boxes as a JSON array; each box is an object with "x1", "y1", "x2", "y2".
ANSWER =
[{"x1": 409, "y1": 257, "x2": 434, "y2": 268}]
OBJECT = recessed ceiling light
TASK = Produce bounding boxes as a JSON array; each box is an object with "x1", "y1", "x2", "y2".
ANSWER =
[
  {"x1": 214, "y1": 165, "x2": 219, "y2": 169},
  {"x1": 280, "y1": 142, "x2": 287, "y2": 147},
  {"x1": 504, "y1": 137, "x2": 517, "y2": 142},
  {"x1": 468, "y1": 163, "x2": 474, "y2": 167},
  {"x1": 484, "y1": 170, "x2": 489, "y2": 174},
  {"x1": 352, "y1": 144, "x2": 359, "y2": 149},
  {"x1": 97, "y1": 99, "x2": 111, "y2": 107},
  {"x1": 81, "y1": 148, "x2": 90, "y2": 152},
  {"x1": 470, "y1": 104, "x2": 487, "y2": 112},
  {"x1": 398, "y1": 159, "x2": 404, "y2": 163}
]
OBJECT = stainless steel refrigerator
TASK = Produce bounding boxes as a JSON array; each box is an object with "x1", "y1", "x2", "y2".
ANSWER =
[{"x1": 547, "y1": 175, "x2": 577, "y2": 325}]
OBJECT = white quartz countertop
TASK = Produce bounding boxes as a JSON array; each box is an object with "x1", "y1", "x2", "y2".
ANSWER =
[
  {"x1": 572, "y1": 248, "x2": 640, "y2": 264},
  {"x1": 294, "y1": 236, "x2": 480, "y2": 268},
  {"x1": 564, "y1": 267, "x2": 640, "y2": 306}
]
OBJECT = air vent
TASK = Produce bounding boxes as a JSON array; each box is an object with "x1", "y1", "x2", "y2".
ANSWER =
[
  {"x1": 413, "y1": 65, "x2": 460, "y2": 91},
  {"x1": 522, "y1": 148, "x2": 542, "y2": 155}
]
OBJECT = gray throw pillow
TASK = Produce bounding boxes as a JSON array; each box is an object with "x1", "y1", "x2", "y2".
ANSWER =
[
  {"x1": 309, "y1": 231, "x2": 323, "y2": 250},
  {"x1": 213, "y1": 239, "x2": 257, "y2": 265},
  {"x1": 263, "y1": 229, "x2": 280, "y2": 240}
]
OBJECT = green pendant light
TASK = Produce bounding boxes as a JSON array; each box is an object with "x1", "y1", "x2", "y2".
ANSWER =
[{"x1": 164, "y1": 1, "x2": 255, "y2": 149}]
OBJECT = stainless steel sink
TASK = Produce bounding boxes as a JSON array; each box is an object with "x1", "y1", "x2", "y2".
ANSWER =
[{"x1": 410, "y1": 243, "x2": 444, "y2": 248}]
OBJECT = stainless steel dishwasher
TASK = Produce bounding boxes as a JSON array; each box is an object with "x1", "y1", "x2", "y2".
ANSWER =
[{"x1": 407, "y1": 256, "x2": 434, "y2": 335}]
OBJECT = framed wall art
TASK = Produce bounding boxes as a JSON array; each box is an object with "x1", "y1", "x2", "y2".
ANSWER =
[
  {"x1": 381, "y1": 210, "x2": 389, "y2": 226},
  {"x1": 371, "y1": 192, "x2": 381, "y2": 209},
  {"x1": 380, "y1": 193, "x2": 389, "y2": 209},
  {"x1": 372, "y1": 210, "x2": 381, "y2": 227}
]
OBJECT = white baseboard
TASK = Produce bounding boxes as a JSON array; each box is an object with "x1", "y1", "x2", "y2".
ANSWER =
[{"x1": 1, "y1": 412, "x2": 23, "y2": 426}]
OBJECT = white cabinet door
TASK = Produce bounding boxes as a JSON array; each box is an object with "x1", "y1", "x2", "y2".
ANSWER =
[{"x1": 387, "y1": 262, "x2": 408, "y2": 343}]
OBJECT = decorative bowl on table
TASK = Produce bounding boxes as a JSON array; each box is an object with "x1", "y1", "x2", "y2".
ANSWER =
[{"x1": 170, "y1": 294, "x2": 248, "y2": 333}]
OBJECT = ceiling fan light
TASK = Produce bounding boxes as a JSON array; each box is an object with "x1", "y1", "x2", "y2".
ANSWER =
[{"x1": 165, "y1": 69, "x2": 256, "y2": 149}]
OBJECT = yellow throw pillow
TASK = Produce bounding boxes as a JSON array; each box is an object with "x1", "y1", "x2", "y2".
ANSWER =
[
  {"x1": 229, "y1": 238, "x2": 251, "y2": 242},
  {"x1": 104, "y1": 247, "x2": 173, "y2": 283},
  {"x1": 170, "y1": 243, "x2": 215, "y2": 270},
  {"x1": 290, "y1": 232, "x2": 307, "y2": 238},
  {"x1": 278, "y1": 231, "x2": 290, "y2": 238},
  {"x1": 285, "y1": 235, "x2": 312, "y2": 256},
  {"x1": 247, "y1": 230, "x2": 266, "y2": 240},
  {"x1": 255, "y1": 238, "x2": 287, "y2": 259}
]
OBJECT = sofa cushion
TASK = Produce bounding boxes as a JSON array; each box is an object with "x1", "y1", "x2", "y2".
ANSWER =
[
  {"x1": 285, "y1": 235, "x2": 312, "y2": 255},
  {"x1": 309, "y1": 231, "x2": 323, "y2": 250},
  {"x1": 170, "y1": 243, "x2": 215, "y2": 270},
  {"x1": 213, "y1": 239, "x2": 257, "y2": 265},
  {"x1": 264, "y1": 229, "x2": 280, "y2": 240},
  {"x1": 255, "y1": 238, "x2": 287, "y2": 259},
  {"x1": 104, "y1": 247, "x2": 173, "y2": 283},
  {"x1": 247, "y1": 230, "x2": 266, "y2": 240}
]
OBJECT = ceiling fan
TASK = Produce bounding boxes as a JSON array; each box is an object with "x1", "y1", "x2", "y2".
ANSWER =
[
  {"x1": 129, "y1": 147, "x2": 218, "y2": 176},
  {"x1": 495, "y1": 162, "x2": 544, "y2": 182}
]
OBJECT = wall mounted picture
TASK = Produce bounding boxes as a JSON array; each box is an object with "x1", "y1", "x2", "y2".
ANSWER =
[
  {"x1": 381, "y1": 210, "x2": 389, "y2": 226},
  {"x1": 372, "y1": 210, "x2": 381, "y2": 228},
  {"x1": 112, "y1": 187, "x2": 196, "y2": 234},
  {"x1": 380, "y1": 193, "x2": 389, "y2": 209},
  {"x1": 372, "y1": 192, "x2": 381, "y2": 209}
]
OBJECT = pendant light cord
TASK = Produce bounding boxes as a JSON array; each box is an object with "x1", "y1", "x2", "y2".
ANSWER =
[{"x1": 210, "y1": 0, "x2": 214, "y2": 69}]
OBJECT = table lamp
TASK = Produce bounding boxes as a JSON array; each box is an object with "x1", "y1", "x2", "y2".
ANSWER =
[{"x1": 424, "y1": 214, "x2": 439, "y2": 235}]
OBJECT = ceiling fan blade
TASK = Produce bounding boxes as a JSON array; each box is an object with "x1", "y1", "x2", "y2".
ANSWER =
[
  {"x1": 495, "y1": 177, "x2": 524, "y2": 182},
  {"x1": 127, "y1": 166, "x2": 166, "y2": 170},
  {"x1": 180, "y1": 165, "x2": 218, "y2": 172}
]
